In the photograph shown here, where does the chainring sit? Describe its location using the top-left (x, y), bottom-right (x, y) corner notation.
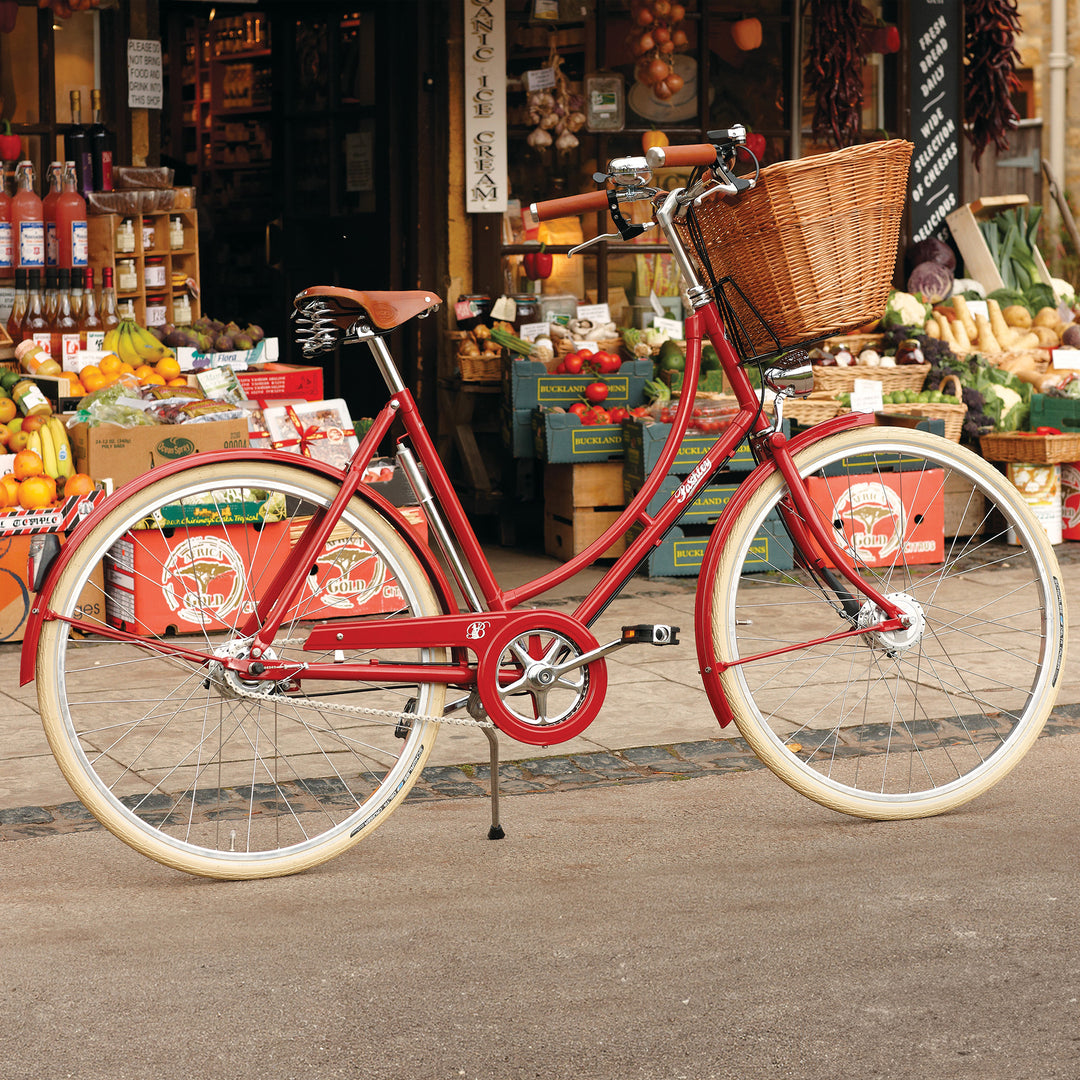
top-left (476, 611), bottom-right (607, 745)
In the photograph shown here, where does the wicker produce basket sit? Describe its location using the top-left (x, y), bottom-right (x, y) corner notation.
top-left (449, 329), bottom-right (504, 382)
top-left (980, 432), bottom-right (1080, 464)
top-left (556, 336), bottom-right (622, 358)
top-left (875, 376), bottom-right (967, 442)
top-left (813, 363), bottom-right (930, 395)
top-left (677, 140), bottom-right (913, 357)
top-left (783, 394), bottom-right (844, 426)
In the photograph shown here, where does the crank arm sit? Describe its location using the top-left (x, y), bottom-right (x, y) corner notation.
top-left (551, 624), bottom-right (681, 677)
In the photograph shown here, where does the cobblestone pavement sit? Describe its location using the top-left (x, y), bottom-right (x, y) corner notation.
top-left (5, 703), bottom-right (1080, 843)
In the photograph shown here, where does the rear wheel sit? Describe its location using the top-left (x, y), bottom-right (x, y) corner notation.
top-left (704, 427), bottom-right (1067, 819)
top-left (36, 460), bottom-right (447, 878)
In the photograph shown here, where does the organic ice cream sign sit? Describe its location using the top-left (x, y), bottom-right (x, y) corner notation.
top-left (464, 0), bottom-right (507, 213)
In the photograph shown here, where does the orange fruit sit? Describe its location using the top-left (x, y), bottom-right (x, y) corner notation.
top-left (81, 371), bottom-right (107, 393)
top-left (0, 473), bottom-right (19, 507)
top-left (0, 397), bottom-right (16, 425)
top-left (79, 364), bottom-right (102, 380)
top-left (134, 364), bottom-right (156, 382)
top-left (143, 372), bottom-right (167, 385)
top-left (156, 356), bottom-right (181, 381)
top-left (167, 376), bottom-right (189, 387)
top-left (13, 449), bottom-right (45, 480)
top-left (63, 473), bottom-right (96, 499)
top-left (99, 354), bottom-right (122, 374)
top-left (18, 475), bottom-right (53, 509)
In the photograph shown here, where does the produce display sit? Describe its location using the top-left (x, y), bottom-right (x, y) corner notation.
top-left (628, 0), bottom-right (690, 104)
top-left (159, 315), bottom-right (265, 353)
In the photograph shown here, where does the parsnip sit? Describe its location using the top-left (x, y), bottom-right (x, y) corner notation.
top-left (934, 312), bottom-right (957, 346)
top-left (952, 316), bottom-right (972, 349)
top-left (924, 317), bottom-right (941, 339)
top-left (975, 313), bottom-right (1002, 352)
top-left (952, 295), bottom-right (978, 342)
top-left (987, 299), bottom-right (1017, 348)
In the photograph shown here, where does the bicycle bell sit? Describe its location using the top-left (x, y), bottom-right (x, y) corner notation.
top-left (762, 350), bottom-right (814, 398)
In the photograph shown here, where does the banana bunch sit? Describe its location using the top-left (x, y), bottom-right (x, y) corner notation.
top-left (26, 418), bottom-right (75, 482)
top-left (111, 319), bottom-right (175, 368)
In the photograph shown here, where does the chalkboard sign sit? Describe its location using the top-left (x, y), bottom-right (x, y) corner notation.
top-left (908, 0), bottom-right (963, 244)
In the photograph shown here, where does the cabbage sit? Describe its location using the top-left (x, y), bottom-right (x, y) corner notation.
top-left (906, 261), bottom-right (954, 304)
top-left (906, 237), bottom-right (957, 273)
top-left (984, 384), bottom-right (1029, 431)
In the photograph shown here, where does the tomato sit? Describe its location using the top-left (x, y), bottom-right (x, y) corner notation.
top-left (568, 401), bottom-right (589, 417)
top-left (630, 406), bottom-right (652, 418)
top-left (592, 351), bottom-right (622, 374)
top-left (587, 407), bottom-right (611, 425)
top-left (584, 381), bottom-right (609, 404)
top-left (608, 406), bottom-right (630, 423)
top-left (563, 354), bottom-right (585, 375)
top-left (555, 361), bottom-right (567, 374)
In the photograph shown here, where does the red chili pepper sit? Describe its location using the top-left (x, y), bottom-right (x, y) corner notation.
top-left (523, 247), bottom-right (553, 281)
top-left (0, 118), bottom-right (21, 161)
top-left (1035, 426), bottom-right (1062, 436)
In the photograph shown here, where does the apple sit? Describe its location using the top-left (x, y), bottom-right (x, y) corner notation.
top-left (9, 429), bottom-right (29, 452)
top-left (7, 417), bottom-right (23, 433)
top-left (0, 423), bottom-right (10, 448)
top-left (21, 414), bottom-right (46, 433)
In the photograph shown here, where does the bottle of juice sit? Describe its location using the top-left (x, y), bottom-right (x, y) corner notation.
top-left (79, 266), bottom-right (105, 351)
top-left (11, 161), bottom-right (44, 270)
top-left (24, 270), bottom-right (52, 353)
top-left (0, 179), bottom-right (12, 283)
top-left (100, 265), bottom-right (120, 335)
top-left (56, 161), bottom-right (88, 269)
top-left (6, 266), bottom-right (28, 340)
top-left (52, 268), bottom-right (80, 367)
top-left (42, 162), bottom-right (63, 268)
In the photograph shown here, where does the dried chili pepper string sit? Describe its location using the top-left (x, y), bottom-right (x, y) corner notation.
top-left (963, 0), bottom-right (1023, 167)
top-left (804, 0), bottom-right (871, 148)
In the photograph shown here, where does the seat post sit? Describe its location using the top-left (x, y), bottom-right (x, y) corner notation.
top-left (365, 329), bottom-right (409, 396)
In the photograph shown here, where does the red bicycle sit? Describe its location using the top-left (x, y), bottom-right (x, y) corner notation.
top-left (22, 128), bottom-right (1067, 878)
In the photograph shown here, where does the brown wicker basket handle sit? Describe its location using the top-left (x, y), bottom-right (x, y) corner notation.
top-left (938, 374), bottom-right (963, 399)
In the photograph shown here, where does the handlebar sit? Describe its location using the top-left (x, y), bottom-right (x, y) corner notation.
top-left (645, 144), bottom-right (719, 170)
top-left (529, 189), bottom-right (612, 222)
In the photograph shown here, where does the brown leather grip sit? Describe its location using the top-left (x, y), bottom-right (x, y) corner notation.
top-left (645, 143), bottom-right (719, 169)
top-left (530, 189), bottom-right (611, 221)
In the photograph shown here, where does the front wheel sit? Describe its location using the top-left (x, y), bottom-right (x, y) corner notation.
top-left (702, 427), bottom-right (1067, 819)
top-left (35, 459), bottom-right (447, 878)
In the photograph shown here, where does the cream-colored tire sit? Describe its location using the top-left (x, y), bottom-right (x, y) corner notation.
top-left (37, 460), bottom-right (446, 878)
top-left (705, 427), bottom-right (1067, 819)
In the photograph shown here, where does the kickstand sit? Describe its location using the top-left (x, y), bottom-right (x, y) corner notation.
top-left (482, 726), bottom-right (505, 840)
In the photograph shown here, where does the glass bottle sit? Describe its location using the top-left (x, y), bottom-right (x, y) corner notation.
top-left (44, 267), bottom-right (59, 324)
top-left (11, 161), bottom-right (44, 269)
top-left (24, 269), bottom-right (51, 352)
top-left (42, 162), bottom-right (63, 268)
top-left (52, 268), bottom-right (80, 367)
top-left (69, 266), bottom-right (85, 324)
top-left (66, 90), bottom-right (91, 197)
top-left (6, 267), bottom-right (28, 341)
top-left (100, 265), bottom-right (120, 334)
top-left (79, 265), bottom-right (105, 350)
top-left (56, 161), bottom-right (88, 269)
top-left (0, 178), bottom-right (11, 282)
top-left (89, 89), bottom-right (114, 193)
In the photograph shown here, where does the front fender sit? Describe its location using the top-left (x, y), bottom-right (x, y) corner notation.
top-left (694, 410), bottom-right (874, 726)
top-left (19, 448), bottom-right (460, 684)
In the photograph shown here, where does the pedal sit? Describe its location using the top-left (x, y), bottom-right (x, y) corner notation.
top-left (620, 624), bottom-right (680, 646)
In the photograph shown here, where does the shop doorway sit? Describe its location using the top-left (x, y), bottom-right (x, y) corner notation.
top-left (162, 0), bottom-right (448, 419)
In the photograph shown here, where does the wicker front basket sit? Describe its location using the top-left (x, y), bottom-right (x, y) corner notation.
top-left (980, 432), bottom-right (1080, 464)
top-left (813, 363), bottom-right (930, 395)
top-left (679, 140), bottom-right (913, 353)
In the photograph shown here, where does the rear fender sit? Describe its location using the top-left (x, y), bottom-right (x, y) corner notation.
top-left (19, 448), bottom-right (459, 684)
top-left (694, 410), bottom-right (873, 726)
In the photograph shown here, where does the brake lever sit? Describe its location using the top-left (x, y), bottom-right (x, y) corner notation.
top-left (568, 223), bottom-right (655, 257)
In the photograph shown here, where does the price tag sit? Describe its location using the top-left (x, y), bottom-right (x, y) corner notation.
top-left (576, 302), bottom-right (611, 324)
top-left (652, 315), bottom-right (683, 339)
top-left (649, 289), bottom-right (666, 319)
top-left (574, 341), bottom-right (600, 354)
top-left (519, 322), bottom-right (550, 341)
top-left (1051, 347), bottom-right (1080, 370)
top-left (851, 378), bottom-right (884, 414)
top-left (524, 68), bottom-right (557, 92)
top-left (491, 295), bottom-right (517, 321)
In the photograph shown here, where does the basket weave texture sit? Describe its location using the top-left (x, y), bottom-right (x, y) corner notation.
top-left (680, 140), bottom-right (913, 353)
top-left (980, 432), bottom-right (1080, 464)
top-left (813, 363), bottom-right (929, 394)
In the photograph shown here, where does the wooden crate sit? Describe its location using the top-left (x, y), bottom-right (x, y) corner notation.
top-left (943, 469), bottom-right (987, 538)
top-left (945, 195), bottom-right (1052, 294)
top-left (543, 462), bottom-right (626, 561)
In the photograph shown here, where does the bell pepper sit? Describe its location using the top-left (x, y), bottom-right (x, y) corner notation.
top-left (523, 246), bottom-right (553, 281)
top-left (0, 118), bottom-right (21, 162)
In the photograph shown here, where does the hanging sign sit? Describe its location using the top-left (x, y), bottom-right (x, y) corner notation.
top-left (127, 39), bottom-right (164, 109)
top-left (464, 0), bottom-right (508, 213)
top-left (907, 0), bottom-right (962, 243)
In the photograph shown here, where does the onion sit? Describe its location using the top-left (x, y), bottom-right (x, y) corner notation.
top-left (647, 57), bottom-right (671, 83)
top-left (671, 28), bottom-right (688, 47)
top-left (653, 78), bottom-right (673, 100)
top-left (635, 7), bottom-right (653, 25)
top-left (634, 32), bottom-right (655, 55)
top-left (670, 3), bottom-right (686, 19)
top-left (652, 26), bottom-right (670, 45)
top-left (665, 72), bottom-right (684, 93)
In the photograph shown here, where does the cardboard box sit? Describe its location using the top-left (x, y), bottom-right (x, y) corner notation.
top-left (501, 405), bottom-right (535, 458)
top-left (805, 469), bottom-right (945, 569)
top-left (68, 416), bottom-right (250, 490)
top-left (0, 489), bottom-right (105, 536)
top-left (622, 419), bottom-right (766, 486)
top-left (0, 533), bottom-right (104, 643)
top-left (504, 358), bottom-right (653, 411)
top-left (104, 515), bottom-right (425, 636)
top-left (177, 337), bottom-right (280, 373)
top-left (235, 362), bottom-right (324, 406)
top-left (533, 410), bottom-right (625, 463)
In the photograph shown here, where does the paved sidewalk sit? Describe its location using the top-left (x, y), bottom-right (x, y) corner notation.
top-left (3, 544), bottom-right (1079, 841)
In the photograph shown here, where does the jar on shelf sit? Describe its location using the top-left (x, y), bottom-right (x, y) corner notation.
top-left (144, 256), bottom-right (167, 289)
top-left (169, 216), bottom-right (185, 250)
top-left (118, 298), bottom-right (136, 320)
top-left (145, 295), bottom-right (167, 327)
top-left (173, 292), bottom-right (192, 325)
top-left (116, 218), bottom-right (136, 253)
top-left (117, 259), bottom-right (138, 293)
top-left (142, 221), bottom-right (156, 251)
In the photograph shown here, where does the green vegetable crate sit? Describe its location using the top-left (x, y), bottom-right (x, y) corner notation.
top-left (532, 410), bottom-right (625, 464)
top-left (1031, 393), bottom-right (1080, 433)
top-left (503, 358), bottom-right (654, 411)
top-left (627, 516), bottom-right (793, 578)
